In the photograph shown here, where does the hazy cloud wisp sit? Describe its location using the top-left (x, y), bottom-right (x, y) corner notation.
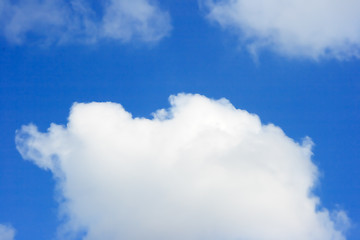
top-left (0, 224), bottom-right (15, 240)
top-left (0, 0), bottom-right (171, 45)
top-left (202, 0), bottom-right (360, 59)
top-left (16, 94), bottom-right (349, 239)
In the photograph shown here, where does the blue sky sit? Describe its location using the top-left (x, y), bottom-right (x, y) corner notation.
top-left (0, 0), bottom-right (359, 239)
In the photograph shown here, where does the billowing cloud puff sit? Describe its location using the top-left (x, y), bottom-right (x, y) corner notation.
top-left (202, 0), bottom-right (360, 59)
top-left (0, 0), bottom-right (171, 45)
top-left (0, 224), bottom-right (15, 240)
top-left (16, 94), bottom-right (349, 239)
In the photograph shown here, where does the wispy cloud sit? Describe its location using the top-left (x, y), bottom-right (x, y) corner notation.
top-left (201, 0), bottom-right (360, 60)
top-left (16, 94), bottom-right (349, 239)
top-left (0, 224), bottom-right (15, 240)
top-left (0, 0), bottom-right (171, 45)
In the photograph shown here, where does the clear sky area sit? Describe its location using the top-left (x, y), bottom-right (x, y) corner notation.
top-left (0, 1), bottom-right (359, 239)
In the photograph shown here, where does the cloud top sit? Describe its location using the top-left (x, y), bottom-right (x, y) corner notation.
top-left (16, 94), bottom-right (349, 239)
top-left (202, 0), bottom-right (360, 59)
top-left (0, 0), bottom-right (171, 45)
top-left (0, 224), bottom-right (15, 240)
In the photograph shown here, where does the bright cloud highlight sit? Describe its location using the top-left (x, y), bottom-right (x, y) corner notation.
top-left (202, 0), bottom-right (360, 59)
top-left (16, 94), bottom-right (349, 239)
top-left (0, 224), bottom-right (15, 240)
top-left (0, 0), bottom-right (171, 45)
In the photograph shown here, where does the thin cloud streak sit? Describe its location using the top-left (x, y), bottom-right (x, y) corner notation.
top-left (0, 0), bottom-right (171, 45)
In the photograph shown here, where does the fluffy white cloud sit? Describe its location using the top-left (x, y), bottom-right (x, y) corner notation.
top-left (0, 0), bottom-right (171, 45)
top-left (202, 0), bottom-right (360, 59)
top-left (0, 224), bottom-right (15, 240)
top-left (16, 94), bottom-right (349, 239)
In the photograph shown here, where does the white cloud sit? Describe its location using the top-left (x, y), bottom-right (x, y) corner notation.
top-left (16, 93), bottom-right (349, 239)
top-left (202, 0), bottom-right (360, 59)
top-left (0, 0), bottom-right (171, 45)
top-left (0, 224), bottom-right (15, 240)
top-left (102, 0), bottom-right (171, 42)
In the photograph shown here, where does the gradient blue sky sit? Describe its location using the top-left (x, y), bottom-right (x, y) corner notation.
top-left (0, 1), bottom-right (359, 239)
